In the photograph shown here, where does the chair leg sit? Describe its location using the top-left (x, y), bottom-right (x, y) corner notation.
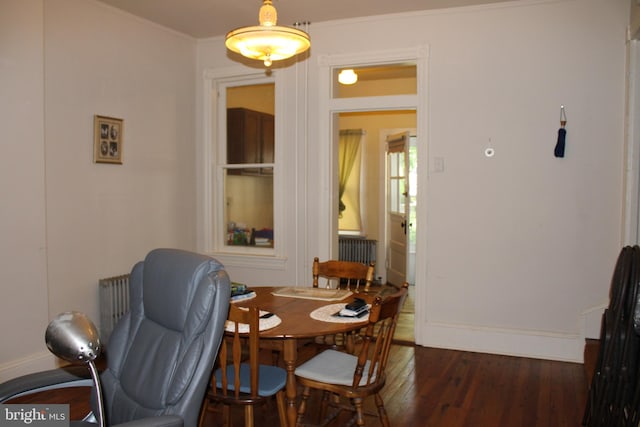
top-left (276, 390), bottom-right (287, 427)
top-left (222, 405), bottom-right (231, 427)
top-left (244, 405), bottom-right (254, 427)
top-left (352, 397), bottom-right (365, 426)
top-left (297, 386), bottom-right (311, 427)
top-left (374, 393), bottom-right (390, 427)
top-left (319, 390), bottom-right (331, 420)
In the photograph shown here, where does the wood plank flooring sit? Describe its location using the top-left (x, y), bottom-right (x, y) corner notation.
top-left (394, 284), bottom-right (414, 344)
top-left (7, 344), bottom-right (588, 427)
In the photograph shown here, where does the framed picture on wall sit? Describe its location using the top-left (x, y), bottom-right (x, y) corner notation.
top-left (93, 115), bottom-right (123, 164)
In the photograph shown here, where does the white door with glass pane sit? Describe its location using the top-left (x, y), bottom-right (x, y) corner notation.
top-left (386, 132), bottom-right (410, 285)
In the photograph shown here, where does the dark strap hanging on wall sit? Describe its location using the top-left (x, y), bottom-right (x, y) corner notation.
top-left (554, 105), bottom-right (567, 158)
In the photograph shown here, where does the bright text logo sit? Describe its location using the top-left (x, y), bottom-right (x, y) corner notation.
top-left (0, 405), bottom-right (68, 427)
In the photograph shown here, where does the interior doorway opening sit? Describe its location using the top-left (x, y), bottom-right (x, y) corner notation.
top-left (336, 113), bottom-right (416, 343)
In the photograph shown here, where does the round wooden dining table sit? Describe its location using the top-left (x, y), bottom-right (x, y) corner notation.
top-left (231, 286), bottom-right (374, 427)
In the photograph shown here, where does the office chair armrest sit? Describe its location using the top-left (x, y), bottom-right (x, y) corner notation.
top-left (1, 369), bottom-right (183, 427)
top-left (0, 365), bottom-right (92, 403)
top-left (114, 415), bottom-right (183, 427)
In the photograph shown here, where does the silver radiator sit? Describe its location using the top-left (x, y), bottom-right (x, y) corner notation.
top-left (338, 237), bottom-right (377, 265)
top-left (99, 274), bottom-right (130, 344)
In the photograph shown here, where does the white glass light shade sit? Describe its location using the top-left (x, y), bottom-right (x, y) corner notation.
top-left (225, 0), bottom-right (310, 67)
top-left (338, 69), bottom-right (358, 85)
top-left (226, 26), bottom-right (310, 67)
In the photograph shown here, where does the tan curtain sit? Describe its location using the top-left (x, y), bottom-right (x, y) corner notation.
top-left (338, 129), bottom-right (364, 217)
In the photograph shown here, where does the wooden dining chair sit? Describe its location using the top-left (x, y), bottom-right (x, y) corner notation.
top-left (312, 256), bottom-right (375, 293)
top-left (310, 257), bottom-right (375, 350)
top-left (199, 304), bottom-right (287, 427)
top-left (294, 282), bottom-right (409, 427)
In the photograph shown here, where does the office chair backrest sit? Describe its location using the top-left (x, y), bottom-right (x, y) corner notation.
top-left (100, 248), bottom-right (231, 427)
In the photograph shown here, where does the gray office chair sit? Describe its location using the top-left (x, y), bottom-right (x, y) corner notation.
top-left (0, 248), bottom-right (232, 427)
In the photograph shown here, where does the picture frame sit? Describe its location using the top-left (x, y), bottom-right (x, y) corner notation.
top-left (94, 115), bottom-right (123, 164)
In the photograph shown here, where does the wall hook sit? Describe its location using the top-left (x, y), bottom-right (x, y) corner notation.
top-left (560, 105), bottom-right (567, 128)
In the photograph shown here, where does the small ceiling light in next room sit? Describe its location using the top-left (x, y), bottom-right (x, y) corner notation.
top-left (338, 69), bottom-right (358, 85)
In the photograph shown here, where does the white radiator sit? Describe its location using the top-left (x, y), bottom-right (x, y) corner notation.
top-left (339, 237), bottom-right (377, 266)
top-left (99, 274), bottom-right (130, 344)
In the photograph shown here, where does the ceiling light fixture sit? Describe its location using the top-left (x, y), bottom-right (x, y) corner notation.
top-left (338, 69), bottom-right (358, 85)
top-left (225, 0), bottom-right (311, 67)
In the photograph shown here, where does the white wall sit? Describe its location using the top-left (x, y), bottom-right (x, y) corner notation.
top-left (43, 0), bottom-right (197, 320)
top-left (0, 0), bottom-right (50, 379)
top-left (0, 0), bottom-right (197, 380)
top-left (197, 0), bottom-right (629, 361)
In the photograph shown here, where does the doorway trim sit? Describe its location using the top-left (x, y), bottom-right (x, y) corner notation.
top-left (317, 45), bottom-right (429, 346)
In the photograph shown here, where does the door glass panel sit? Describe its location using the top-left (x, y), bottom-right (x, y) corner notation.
top-left (390, 153), bottom-right (398, 176)
top-left (389, 151), bottom-right (404, 215)
top-left (390, 179), bottom-right (398, 214)
top-left (399, 177), bottom-right (406, 214)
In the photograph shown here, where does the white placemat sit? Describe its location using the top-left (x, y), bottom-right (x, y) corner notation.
top-left (225, 309), bottom-right (282, 333)
top-left (310, 303), bottom-right (370, 323)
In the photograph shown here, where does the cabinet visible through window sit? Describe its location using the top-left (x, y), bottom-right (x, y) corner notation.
top-left (227, 107), bottom-right (274, 175)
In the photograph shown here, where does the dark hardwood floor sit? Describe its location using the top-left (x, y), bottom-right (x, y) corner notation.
top-left (8, 344), bottom-right (588, 427)
top-left (393, 284), bottom-right (414, 345)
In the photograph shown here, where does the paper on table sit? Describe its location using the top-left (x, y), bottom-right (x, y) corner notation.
top-left (272, 287), bottom-right (352, 301)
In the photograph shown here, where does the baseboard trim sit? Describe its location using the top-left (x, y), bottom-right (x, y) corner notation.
top-left (0, 351), bottom-right (61, 382)
top-left (419, 322), bottom-right (584, 363)
top-left (582, 303), bottom-right (607, 340)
